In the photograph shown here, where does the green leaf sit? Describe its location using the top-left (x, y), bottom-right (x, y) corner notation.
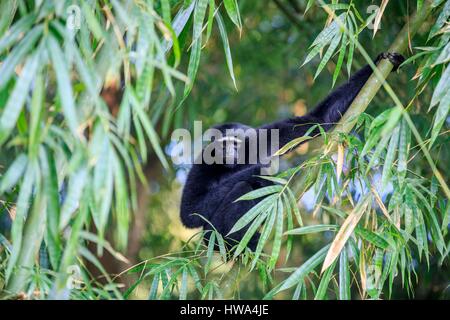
top-left (355, 227), bottom-right (390, 250)
top-left (430, 65), bottom-right (450, 107)
top-left (346, 18), bottom-right (355, 76)
top-left (285, 224), bottom-right (338, 236)
top-left (256, 175), bottom-right (288, 185)
top-left (287, 187), bottom-right (303, 226)
top-left (381, 126), bottom-right (399, 190)
top-left (47, 36), bottom-right (80, 139)
top-left (228, 194), bottom-right (277, 235)
top-left (251, 203), bottom-right (276, 270)
top-left (434, 41), bottom-right (450, 65)
top-left (0, 49), bottom-right (41, 145)
top-left (429, 0), bottom-right (450, 38)
top-left (397, 118), bottom-right (410, 187)
top-left (269, 199), bottom-right (284, 269)
top-left (430, 89), bottom-right (450, 146)
top-left (223, 0), bottom-right (242, 30)
top-left (233, 208), bottom-right (269, 258)
top-left (0, 13), bottom-right (35, 53)
top-left (0, 24), bottom-right (42, 89)
top-left (204, 0), bottom-right (216, 45)
top-left (303, 20), bottom-right (339, 66)
top-left (276, 244), bottom-right (330, 294)
top-left (161, 0), bottom-right (171, 24)
top-left (128, 90), bottom-right (169, 170)
top-left (305, 0), bottom-right (315, 13)
top-left (235, 185), bottom-right (282, 201)
top-left (182, 0), bottom-right (208, 98)
top-left (0, 153), bottom-right (27, 193)
top-left (333, 32), bottom-right (347, 86)
top-left (148, 274), bottom-right (160, 300)
top-left (179, 267), bottom-right (188, 300)
top-left (216, 12), bottom-right (237, 90)
top-left (40, 147), bottom-right (62, 270)
top-left (5, 163), bottom-right (35, 281)
top-left (339, 247), bottom-right (350, 300)
top-left (314, 32), bottom-right (342, 79)
top-left (60, 167), bottom-right (88, 230)
top-left (205, 231), bottom-right (216, 274)
top-left (314, 261), bottom-right (336, 300)
top-left (274, 136), bottom-right (313, 156)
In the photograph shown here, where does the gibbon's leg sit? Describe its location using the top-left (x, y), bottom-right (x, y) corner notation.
top-left (259, 52), bottom-right (405, 148)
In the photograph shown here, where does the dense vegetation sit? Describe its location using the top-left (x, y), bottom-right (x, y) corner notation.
top-left (0, 0), bottom-right (448, 299)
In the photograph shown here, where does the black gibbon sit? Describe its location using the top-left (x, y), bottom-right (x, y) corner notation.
top-left (180, 52), bottom-right (404, 251)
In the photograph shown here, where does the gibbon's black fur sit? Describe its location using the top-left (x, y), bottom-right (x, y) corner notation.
top-left (180, 52), bottom-right (404, 251)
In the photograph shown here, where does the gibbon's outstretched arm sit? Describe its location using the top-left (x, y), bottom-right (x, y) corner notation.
top-left (259, 52), bottom-right (405, 148)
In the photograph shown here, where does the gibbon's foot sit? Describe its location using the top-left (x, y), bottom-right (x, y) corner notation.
top-left (375, 52), bottom-right (405, 71)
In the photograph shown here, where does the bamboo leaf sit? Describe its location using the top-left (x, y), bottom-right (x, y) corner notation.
top-left (223, 0), bottom-right (242, 31)
top-left (397, 118), bottom-right (410, 187)
top-left (47, 36), bottom-right (80, 140)
top-left (314, 261), bottom-right (336, 300)
top-left (179, 267), bottom-right (188, 300)
top-left (287, 187), bottom-right (303, 226)
top-left (60, 167), bottom-right (88, 230)
top-left (235, 185), bottom-right (282, 201)
top-left (373, 0), bottom-right (389, 37)
top-left (269, 199), bottom-right (284, 269)
top-left (0, 49), bottom-right (41, 145)
top-left (276, 244), bottom-right (330, 294)
top-left (355, 227), bottom-right (390, 250)
top-left (182, 0), bottom-right (208, 98)
top-left (430, 89), bottom-right (450, 146)
top-left (285, 224), bottom-right (338, 236)
top-left (274, 136), bottom-right (313, 156)
top-left (233, 209), bottom-right (269, 258)
top-left (314, 32), bottom-right (342, 79)
top-left (381, 126), bottom-right (399, 190)
top-left (0, 25), bottom-right (42, 89)
top-left (205, 231), bottom-right (216, 274)
top-left (228, 194), bottom-right (277, 235)
top-left (322, 196), bottom-right (370, 272)
top-left (216, 12), bottom-right (237, 90)
top-left (339, 247), bottom-right (350, 300)
top-left (0, 154), bottom-right (27, 193)
top-left (251, 203), bottom-right (276, 270)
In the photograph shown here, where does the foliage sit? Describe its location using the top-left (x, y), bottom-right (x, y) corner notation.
top-left (0, 0), bottom-right (241, 298)
top-left (0, 0), bottom-right (449, 300)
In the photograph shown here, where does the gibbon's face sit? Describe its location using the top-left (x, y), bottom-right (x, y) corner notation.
top-left (218, 134), bottom-right (243, 168)
top-left (203, 123), bottom-right (252, 169)
top-left (203, 134), bottom-right (244, 169)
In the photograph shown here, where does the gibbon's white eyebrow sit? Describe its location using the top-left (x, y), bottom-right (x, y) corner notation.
top-left (217, 136), bottom-right (243, 143)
